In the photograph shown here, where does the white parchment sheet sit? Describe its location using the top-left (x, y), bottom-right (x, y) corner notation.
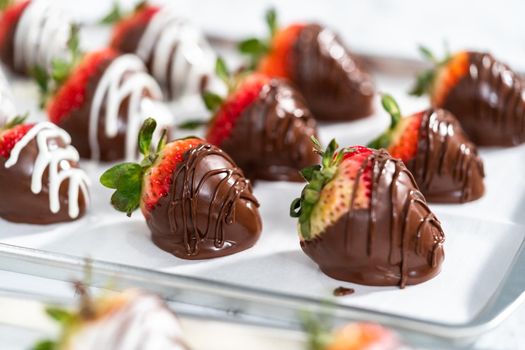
top-left (1, 70), bottom-right (524, 326)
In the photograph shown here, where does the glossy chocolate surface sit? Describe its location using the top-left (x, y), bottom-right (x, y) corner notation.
top-left (440, 52), bottom-right (525, 146)
top-left (408, 108), bottom-right (485, 203)
top-left (301, 150), bottom-right (444, 287)
top-left (0, 137), bottom-right (87, 224)
top-left (291, 24), bottom-right (375, 121)
top-left (147, 143), bottom-right (262, 259)
top-left (219, 79), bottom-right (319, 182)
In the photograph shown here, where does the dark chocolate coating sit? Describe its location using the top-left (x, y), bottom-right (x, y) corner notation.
top-left (147, 143), bottom-right (262, 259)
top-left (291, 24), bottom-right (375, 121)
top-left (408, 108), bottom-right (485, 203)
top-left (301, 150), bottom-right (444, 288)
top-left (219, 79), bottom-right (319, 182)
top-left (440, 52), bottom-right (525, 146)
top-left (0, 1), bottom-right (29, 75)
top-left (57, 57), bottom-right (152, 162)
top-left (0, 137), bottom-right (87, 224)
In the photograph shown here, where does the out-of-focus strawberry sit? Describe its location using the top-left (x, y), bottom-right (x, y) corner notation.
top-left (368, 94), bottom-right (423, 163)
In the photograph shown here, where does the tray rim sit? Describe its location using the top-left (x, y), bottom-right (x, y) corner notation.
top-left (0, 237), bottom-right (524, 341)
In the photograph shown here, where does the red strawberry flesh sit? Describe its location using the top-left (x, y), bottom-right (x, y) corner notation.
top-left (141, 137), bottom-right (203, 215)
top-left (386, 113), bottom-right (423, 163)
top-left (0, 123), bottom-right (35, 158)
top-left (47, 49), bottom-right (118, 124)
top-left (206, 73), bottom-right (270, 146)
top-left (110, 5), bottom-right (160, 49)
top-left (0, 0), bottom-right (30, 48)
top-left (258, 24), bottom-right (304, 79)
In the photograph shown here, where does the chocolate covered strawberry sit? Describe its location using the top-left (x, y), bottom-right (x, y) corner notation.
top-left (34, 29), bottom-right (173, 161)
top-left (290, 138), bottom-right (444, 287)
top-left (34, 287), bottom-right (189, 350)
top-left (0, 118), bottom-right (90, 224)
top-left (0, 0), bottom-right (72, 75)
top-left (368, 94), bottom-right (485, 203)
top-left (239, 9), bottom-right (375, 121)
top-left (107, 2), bottom-right (215, 101)
top-left (203, 58), bottom-right (319, 182)
top-left (101, 118), bottom-right (261, 259)
top-left (410, 46), bottom-right (525, 146)
top-left (304, 317), bottom-right (402, 350)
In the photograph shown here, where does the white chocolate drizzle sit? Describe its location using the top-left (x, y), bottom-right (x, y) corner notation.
top-left (89, 54), bottom-right (173, 161)
top-left (68, 292), bottom-right (188, 350)
top-left (0, 67), bottom-right (16, 126)
top-left (136, 8), bottom-right (215, 100)
top-left (5, 122), bottom-right (90, 219)
top-left (13, 0), bottom-right (71, 73)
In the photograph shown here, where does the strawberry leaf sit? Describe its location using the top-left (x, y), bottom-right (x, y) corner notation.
top-left (202, 91), bottom-right (224, 112)
top-left (215, 57), bottom-right (230, 85)
top-left (99, 2), bottom-right (124, 24)
top-left (32, 339), bottom-right (56, 350)
top-left (156, 128), bottom-right (168, 152)
top-left (138, 118), bottom-right (157, 156)
top-left (265, 8), bottom-right (278, 37)
top-left (3, 113), bottom-right (28, 130)
top-left (409, 69), bottom-right (435, 97)
top-left (238, 38), bottom-right (268, 56)
top-left (100, 162), bottom-right (142, 189)
top-left (300, 165), bottom-right (321, 182)
top-left (51, 59), bottom-right (72, 84)
top-left (380, 94), bottom-right (401, 128)
top-left (67, 24), bottom-right (81, 62)
top-left (100, 163), bottom-right (143, 216)
top-left (368, 94), bottom-right (403, 149)
top-left (111, 188), bottom-right (141, 217)
top-left (418, 45), bottom-right (436, 64)
top-left (178, 119), bottom-right (207, 130)
top-left (46, 307), bottom-right (73, 324)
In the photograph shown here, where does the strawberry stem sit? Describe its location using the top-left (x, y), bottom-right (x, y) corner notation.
top-left (409, 44), bottom-right (452, 97)
top-left (381, 94), bottom-right (401, 129)
top-left (367, 94), bottom-right (403, 150)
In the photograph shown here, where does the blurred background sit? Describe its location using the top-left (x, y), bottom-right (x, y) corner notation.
top-left (60, 0), bottom-right (525, 71)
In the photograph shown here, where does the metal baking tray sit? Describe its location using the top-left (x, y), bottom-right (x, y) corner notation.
top-left (1, 47), bottom-right (524, 344)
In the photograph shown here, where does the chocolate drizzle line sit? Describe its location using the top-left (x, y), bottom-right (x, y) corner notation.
top-left (301, 150), bottom-right (445, 288)
top-left (220, 79), bottom-right (319, 182)
top-left (409, 109), bottom-right (485, 203)
top-left (441, 52), bottom-right (525, 146)
top-left (291, 24), bottom-right (375, 121)
top-left (147, 143), bottom-right (262, 259)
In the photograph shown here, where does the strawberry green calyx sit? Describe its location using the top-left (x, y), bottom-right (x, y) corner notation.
top-left (409, 45), bottom-right (452, 97)
top-left (367, 94), bottom-right (402, 150)
top-left (201, 56), bottom-right (256, 113)
top-left (201, 57), bottom-right (227, 112)
top-left (100, 118), bottom-right (168, 216)
top-left (32, 24), bottom-right (82, 108)
top-left (0, 0), bottom-right (13, 11)
top-left (99, 0), bottom-right (148, 25)
top-left (2, 114), bottom-right (27, 131)
top-left (290, 137), bottom-right (353, 240)
top-left (238, 8), bottom-right (278, 69)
